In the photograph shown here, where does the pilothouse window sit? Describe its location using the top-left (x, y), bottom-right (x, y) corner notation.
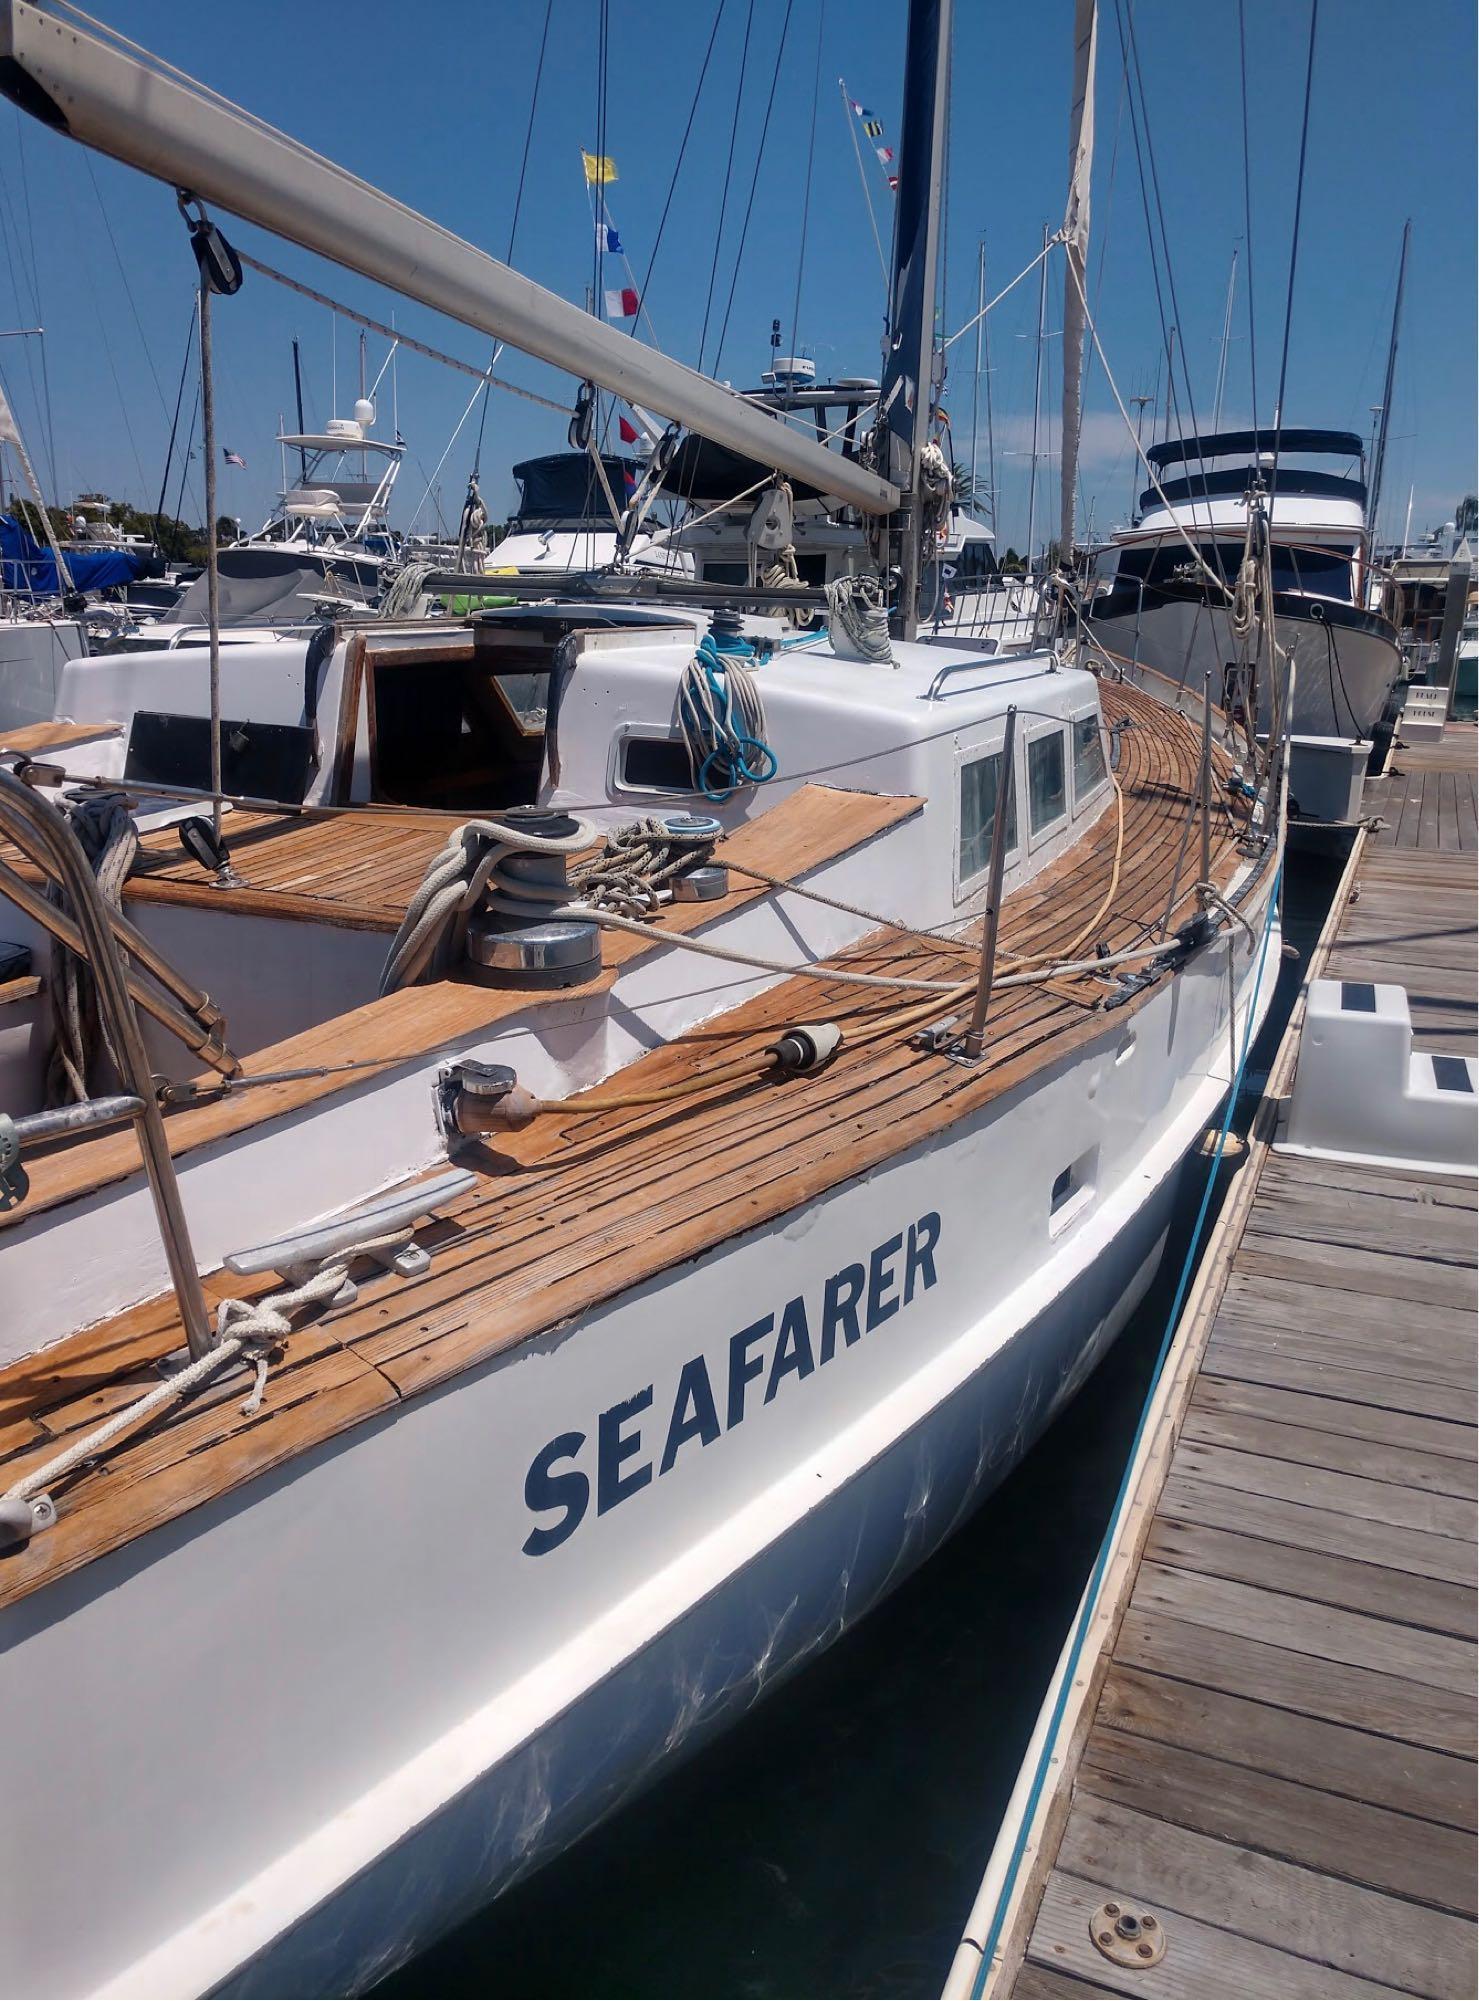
top-left (959, 748), bottom-right (1018, 884)
top-left (1028, 731), bottom-right (1067, 833)
top-left (1072, 713), bottom-right (1108, 803)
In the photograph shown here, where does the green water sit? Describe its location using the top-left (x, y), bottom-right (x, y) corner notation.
top-left (377, 853), bottom-right (1340, 2001)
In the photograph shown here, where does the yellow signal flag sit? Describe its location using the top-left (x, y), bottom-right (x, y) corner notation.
top-left (581, 151), bottom-right (618, 185)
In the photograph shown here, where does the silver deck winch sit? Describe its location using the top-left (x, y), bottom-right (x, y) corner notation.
top-left (465, 806), bottom-right (602, 990)
top-left (662, 813), bottom-right (728, 901)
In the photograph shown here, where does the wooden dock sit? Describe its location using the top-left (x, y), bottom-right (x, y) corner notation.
top-left (954, 726), bottom-right (1477, 2001)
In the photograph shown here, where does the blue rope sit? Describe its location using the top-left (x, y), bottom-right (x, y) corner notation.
top-left (968, 860), bottom-right (1283, 1996)
top-left (680, 631), bottom-right (778, 801)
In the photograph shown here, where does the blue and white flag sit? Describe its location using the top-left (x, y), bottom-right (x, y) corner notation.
top-left (595, 222), bottom-right (624, 255)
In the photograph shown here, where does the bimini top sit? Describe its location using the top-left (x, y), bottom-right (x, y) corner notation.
top-left (1146, 428), bottom-right (1364, 471)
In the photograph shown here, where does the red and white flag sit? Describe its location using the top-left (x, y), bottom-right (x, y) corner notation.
top-left (618, 415), bottom-right (641, 444)
top-left (603, 286), bottom-right (640, 319)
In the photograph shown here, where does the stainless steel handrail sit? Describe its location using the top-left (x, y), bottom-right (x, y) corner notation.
top-left (0, 768), bottom-right (215, 1358)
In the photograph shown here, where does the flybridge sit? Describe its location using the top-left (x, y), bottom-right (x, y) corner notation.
top-left (0, 0), bottom-right (898, 520)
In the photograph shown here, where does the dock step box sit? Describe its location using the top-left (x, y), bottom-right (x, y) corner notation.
top-left (1279, 977), bottom-right (1478, 1175)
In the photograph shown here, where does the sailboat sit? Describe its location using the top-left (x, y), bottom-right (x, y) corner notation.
top-left (0, 2), bottom-right (1286, 1993)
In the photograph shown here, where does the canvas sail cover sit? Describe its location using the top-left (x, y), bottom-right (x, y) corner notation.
top-left (1059, 0), bottom-right (1098, 562)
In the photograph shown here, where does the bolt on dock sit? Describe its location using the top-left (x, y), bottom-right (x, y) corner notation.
top-left (948, 723), bottom-right (1477, 2001)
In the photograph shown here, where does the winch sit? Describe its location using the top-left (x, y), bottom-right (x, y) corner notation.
top-left (463, 806), bottom-right (602, 990)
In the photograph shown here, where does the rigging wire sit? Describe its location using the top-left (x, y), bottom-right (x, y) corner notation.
top-left (82, 154), bottom-right (170, 421)
top-left (472, 0), bottom-right (554, 477)
top-left (1269, 0), bottom-right (1320, 486)
top-left (788, 0), bottom-right (827, 363)
top-left (712, 0), bottom-right (796, 377)
top-left (152, 302), bottom-right (197, 547)
top-left (638, 0), bottom-right (729, 314)
top-left (1236, 0), bottom-right (1261, 441)
top-left (1116, 0), bottom-right (1217, 529)
top-left (11, 112), bottom-right (58, 502)
top-left (696, 0), bottom-right (756, 373)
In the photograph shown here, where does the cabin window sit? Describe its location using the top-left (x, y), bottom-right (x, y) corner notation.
top-left (1027, 730), bottom-right (1068, 834)
top-left (1072, 712), bottom-right (1108, 805)
top-left (619, 734), bottom-right (695, 794)
top-left (959, 747), bottom-right (1018, 885)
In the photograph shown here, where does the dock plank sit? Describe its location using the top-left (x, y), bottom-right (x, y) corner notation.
top-left (1179, 1404), bottom-right (1477, 1498)
top-left (1054, 1799), bottom-right (1477, 1998)
top-left (1189, 1371), bottom-right (1476, 1459)
top-left (1129, 1563), bottom-right (1476, 1694)
top-left (1099, 1664), bottom-right (1476, 1831)
top-left (1115, 1609), bottom-right (1476, 1759)
top-left (1080, 1729), bottom-right (1477, 1915)
top-left (1144, 1514), bottom-right (1477, 1638)
top-left (1023, 1869), bottom-right (1405, 1999)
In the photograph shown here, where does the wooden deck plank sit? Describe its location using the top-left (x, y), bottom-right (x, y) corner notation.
top-left (1200, 1339), bottom-right (1475, 1420)
top-left (1128, 1564), bottom-right (1476, 1693)
top-left (0, 717), bottom-right (121, 755)
top-left (1098, 1663), bottom-right (1476, 1831)
top-left (1024, 1868), bottom-right (1407, 1998)
top-left (1114, 1609), bottom-right (1476, 1759)
top-left (1054, 1799), bottom-right (1477, 1998)
top-left (1168, 1439), bottom-right (1476, 1539)
top-left (1157, 1467), bottom-right (1477, 1588)
top-left (1079, 1730), bottom-right (1477, 1915)
top-left (1188, 1371), bottom-right (1476, 1460)
top-left (1143, 1515), bottom-right (1477, 1639)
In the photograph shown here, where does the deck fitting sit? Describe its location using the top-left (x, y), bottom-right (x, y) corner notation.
top-left (1090, 1901), bottom-right (1166, 1968)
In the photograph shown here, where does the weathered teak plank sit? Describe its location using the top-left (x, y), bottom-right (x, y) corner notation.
top-left (0, 716), bottom-right (121, 756)
top-left (1005, 788), bottom-right (1479, 2001)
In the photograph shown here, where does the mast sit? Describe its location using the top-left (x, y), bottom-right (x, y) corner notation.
top-left (880, 0), bottom-right (954, 639)
top-left (970, 240), bottom-right (984, 518)
top-left (1367, 217), bottom-right (1410, 547)
top-left (1058, 0), bottom-right (1098, 570)
top-left (0, 0), bottom-right (894, 518)
top-left (1212, 245), bottom-right (1238, 431)
top-left (1026, 223), bottom-right (1047, 573)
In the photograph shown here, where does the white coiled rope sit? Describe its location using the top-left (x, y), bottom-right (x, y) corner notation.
top-left (0, 1226), bottom-right (412, 1530)
top-left (826, 574), bottom-right (894, 666)
top-left (46, 791), bottom-right (138, 1106)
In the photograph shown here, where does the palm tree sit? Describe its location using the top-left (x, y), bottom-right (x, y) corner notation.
top-left (950, 460), bottom-right (986, 515)
top-left (1456, 494), bottom-right (1477, 538)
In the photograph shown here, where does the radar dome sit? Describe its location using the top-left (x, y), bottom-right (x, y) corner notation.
top-left (353, 397), bottom-right (375, 430)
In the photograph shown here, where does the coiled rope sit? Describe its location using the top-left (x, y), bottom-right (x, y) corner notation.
top-left (677, 631), bottom-right (777, 800)
top-left (826, 573), bottom-right (894, 665)
top-left (0, 1226), bottom-right (412, 1527)
top-left (45, 791), bottom-right (138, 1106)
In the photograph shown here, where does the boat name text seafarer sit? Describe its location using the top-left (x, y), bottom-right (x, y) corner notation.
top-left (523, 1213), bottom-right (942, 1555)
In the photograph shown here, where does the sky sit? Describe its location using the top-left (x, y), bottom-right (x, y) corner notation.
top-left (0, 0), bottom-right (1474, 559)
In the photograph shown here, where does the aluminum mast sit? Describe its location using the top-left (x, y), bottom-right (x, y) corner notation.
top-left (880, 0), bottom-right (953, 639)
top-left (0, 0), bottom-right (897, 518)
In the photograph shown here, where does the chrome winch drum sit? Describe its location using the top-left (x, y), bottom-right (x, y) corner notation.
top-left (464, 807), bottom-right (602, 990)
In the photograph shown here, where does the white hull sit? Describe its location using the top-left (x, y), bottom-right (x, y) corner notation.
top-left (1090, 597), bottom-right (1400, 740)
top-left (1, 879), bottom-right (1279, 1999)
top-left (0, 617), bottom-right (88, 731)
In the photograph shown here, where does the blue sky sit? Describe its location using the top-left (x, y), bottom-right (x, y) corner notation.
top-left (0, 0), bottom-right (1473, 555)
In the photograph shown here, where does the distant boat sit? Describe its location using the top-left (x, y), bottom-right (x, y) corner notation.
top-left (1086, 426), bottom-right (1404, 742)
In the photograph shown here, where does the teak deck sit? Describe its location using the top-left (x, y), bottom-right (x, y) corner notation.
top-left (996, 725), bottom-right (1478, 2001)
top-left (0, 684), bottom-right (1253, 1612)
